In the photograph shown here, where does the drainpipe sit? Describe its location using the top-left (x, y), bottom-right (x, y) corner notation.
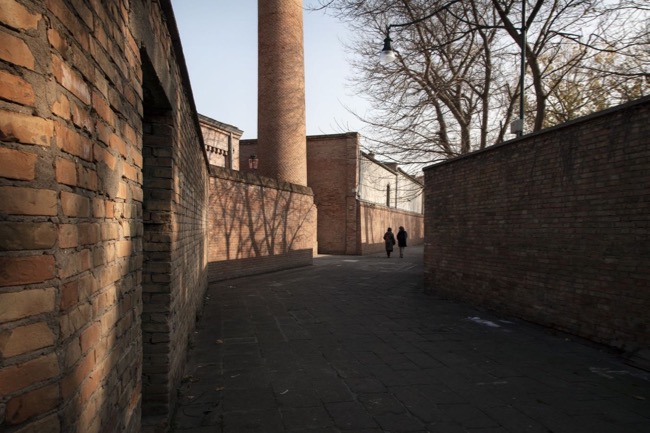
top-left (227, 132), bottom-right (233, 169)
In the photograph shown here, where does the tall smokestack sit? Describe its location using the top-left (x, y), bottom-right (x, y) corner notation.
top-left (257, 0), bottom-right (307, 186)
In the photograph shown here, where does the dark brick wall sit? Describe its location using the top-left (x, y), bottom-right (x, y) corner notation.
top-left (207, 166), bottom-right (317, 282)
top-left (0, 1), bottom-right (209, 432)
top-left (423, 97), bottom-right (650, 351)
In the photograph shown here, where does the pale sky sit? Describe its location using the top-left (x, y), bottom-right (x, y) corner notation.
top-left (171, 1), bottom-right (370, 139)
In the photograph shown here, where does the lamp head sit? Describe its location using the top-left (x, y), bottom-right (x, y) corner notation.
top-left (380, 34), bottom-right (396, 64)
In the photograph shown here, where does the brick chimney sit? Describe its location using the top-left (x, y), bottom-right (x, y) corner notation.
top-left (258, 0), bottom-right (307, 186)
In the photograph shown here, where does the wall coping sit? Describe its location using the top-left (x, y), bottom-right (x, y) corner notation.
top-left (358, 199), bottom-right (424, 217)
top-left (241, 132), bottom-right (361, 145)
top-left (209, 165), bottom-right (314, 196)
top-left (423, 95), bottom-right (650, 172)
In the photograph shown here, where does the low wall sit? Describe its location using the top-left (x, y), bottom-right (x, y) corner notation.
top-left (423, 97), bottom-right (650, 352)
top-left (359, 202), bottom-right (424, 255)
top-left (208, 167), bottom-right (317, 281)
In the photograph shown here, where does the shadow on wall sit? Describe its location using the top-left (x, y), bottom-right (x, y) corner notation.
top-left (360, 201), bottom-right (425, 255)
top-left (207, 168), bottom-right (317, 281)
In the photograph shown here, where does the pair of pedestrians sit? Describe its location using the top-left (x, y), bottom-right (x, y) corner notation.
top-left (383, 226), bottom-right (407, 258)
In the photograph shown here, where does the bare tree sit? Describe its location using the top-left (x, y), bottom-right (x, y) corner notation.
top-left (309, 0), bottom-right (649, 170)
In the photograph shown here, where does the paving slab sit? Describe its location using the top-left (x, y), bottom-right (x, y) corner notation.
top-left (172, 246), bottom-right (650, 433)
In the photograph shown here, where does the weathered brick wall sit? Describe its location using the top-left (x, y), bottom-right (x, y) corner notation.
top-left (359, 203), bottom-right (424, 255)
top-left (423, 97), bottom-right (650, 351)
top-left (0, 1), bottom-right (208, 432)
top-left (207, 167), bottom-right (317, 282)
top-left (307, 134), bottom-right (360, 254)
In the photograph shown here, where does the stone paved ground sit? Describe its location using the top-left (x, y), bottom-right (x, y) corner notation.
top-left (172, 246), bottom-right (650, 432)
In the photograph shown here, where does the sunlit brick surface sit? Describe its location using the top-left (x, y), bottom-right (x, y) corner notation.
top-left (258, 0), bottom-right (307, 186)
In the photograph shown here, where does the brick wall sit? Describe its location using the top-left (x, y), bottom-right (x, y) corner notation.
top-left (423, 97), bottom-right (650, 351)
top-left (199, 114), bottom-right (242, 170)
top-left (359, 203), bottom-right (424, 255)
top-left (307, 134), bottom-right (359, 254)
top-left (207, 166), bottom-right (317, 282)
top-left (0, 1), bottom-right (208, 432)
top-left (243, 134), bottom-right (425, 255)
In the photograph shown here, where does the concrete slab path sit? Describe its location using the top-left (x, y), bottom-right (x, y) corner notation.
top-left (172, 246), bottom-right (650, 432)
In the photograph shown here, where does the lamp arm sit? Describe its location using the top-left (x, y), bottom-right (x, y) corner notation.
top-left (386, 0), bottom-right (465, 33)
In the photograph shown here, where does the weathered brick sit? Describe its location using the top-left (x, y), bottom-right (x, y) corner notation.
top-left (0, 110), bottom-right (53, 146)
top-left (0, 0), bottom-right (41, 30)
top-left (45, 0), bottom-right (90, 51)
top-left (60, 349), bottom-right (95, 398)
top-left (0, 186), bottom-right (57, 216)
top-left (59, 303), bottom-right (92, 340)
top-left (109, 132), bottom-right (127, 158)
top-left (0, 322), bottom-right (55, 358)
top-left (94, 142), bottom-right (117, 169)
top-left (0, 288), bottom-right (56, 321)
top-left (72, 102), bottom-right (94, 133)
top-left (0, 352), bottom-right (59, 395)
top-left (117, 240), bottom-right (133, 257)
top-left (0, 30), bottom-right (35, 69)
top-left (0, 222), bottom-right (57, 250)
top-left (58, 224), bottom-right (79, 249)
top-left (80, 321), bottom-right (101, 354)
top-left (60, 278), bottom-right (79, 310)
top-left (47, 26), bottom-right (65, 51)
top-left (55, 122), bottom-right (93, 161)
top-left (0, 147), bottom-right (37, 180)
top-left (122, 162), bottom-right (138, 182)
top-left (5, 383), bottom-right (60, 425)
top-left (0, 255), bottom-right (55, 287)
top-left (61, 191), bottom-right (90, 217)
top-left (13, 413), bottom-right (60, 433)
top-left (78, 165), bottom-right (98, 191)
top-left (55, 157), bottom-right (77, 186)
top-left (58, 248), bottom-right (91, 279)
top-left (51, 92), bottom-right (71, 120)
top-left (92, 197), bottom-right (105, 217)
top-left (51, 54), bottom-right (91, 104)
top-left (0, 69), bottom-right (35, 106)
top-left (92, 89), bottom-right (114, 125)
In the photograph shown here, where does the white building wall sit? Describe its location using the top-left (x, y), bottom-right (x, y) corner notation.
top-left (358, 155), bottom-right (423, 214)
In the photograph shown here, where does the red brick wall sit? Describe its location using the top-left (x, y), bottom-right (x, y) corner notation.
top-left (0, 1), bottom-right (209, 432)
top-left (207, 167), bottom-right (317, 281)
top-left (243, 134), bottom-right (425, 255)
top-left (307, 134), bottom-right (360, 254)
top-left (359, 203), bottom-right (424, 255)
top-left (423, 97), bottom-right (650, 351)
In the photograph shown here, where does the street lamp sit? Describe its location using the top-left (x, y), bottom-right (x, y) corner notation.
top-left (380, 0), bottom-right (527, 137)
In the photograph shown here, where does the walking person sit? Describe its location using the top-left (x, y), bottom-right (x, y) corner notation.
top-left (396, 226), bottom-right (408, 258)
top-left (383, 227), bottom-right (396, 258)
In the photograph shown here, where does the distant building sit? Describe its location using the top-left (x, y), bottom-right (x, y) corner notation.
top-left (240, 132), bottom-right (424, 255)
top-left (199, 114), bottom-right (243, 169)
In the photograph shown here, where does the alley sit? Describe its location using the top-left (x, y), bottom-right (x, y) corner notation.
top-left (172, 246), bottom-right (650, 432)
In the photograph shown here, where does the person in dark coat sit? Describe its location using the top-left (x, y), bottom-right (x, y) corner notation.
top-left (396, 226), bottom-right (408, 258)
top-left (383, 227), bottom-right (395, 258)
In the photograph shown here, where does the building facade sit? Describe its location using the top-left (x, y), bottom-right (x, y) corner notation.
top-left (199, 114), bottom-right (242, 169)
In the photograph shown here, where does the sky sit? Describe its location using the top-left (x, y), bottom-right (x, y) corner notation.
top-left (171, 1), bottom-right (370, 139)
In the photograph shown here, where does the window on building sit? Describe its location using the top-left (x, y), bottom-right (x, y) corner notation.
top-left (386, 184), bottom-right (391, 207)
